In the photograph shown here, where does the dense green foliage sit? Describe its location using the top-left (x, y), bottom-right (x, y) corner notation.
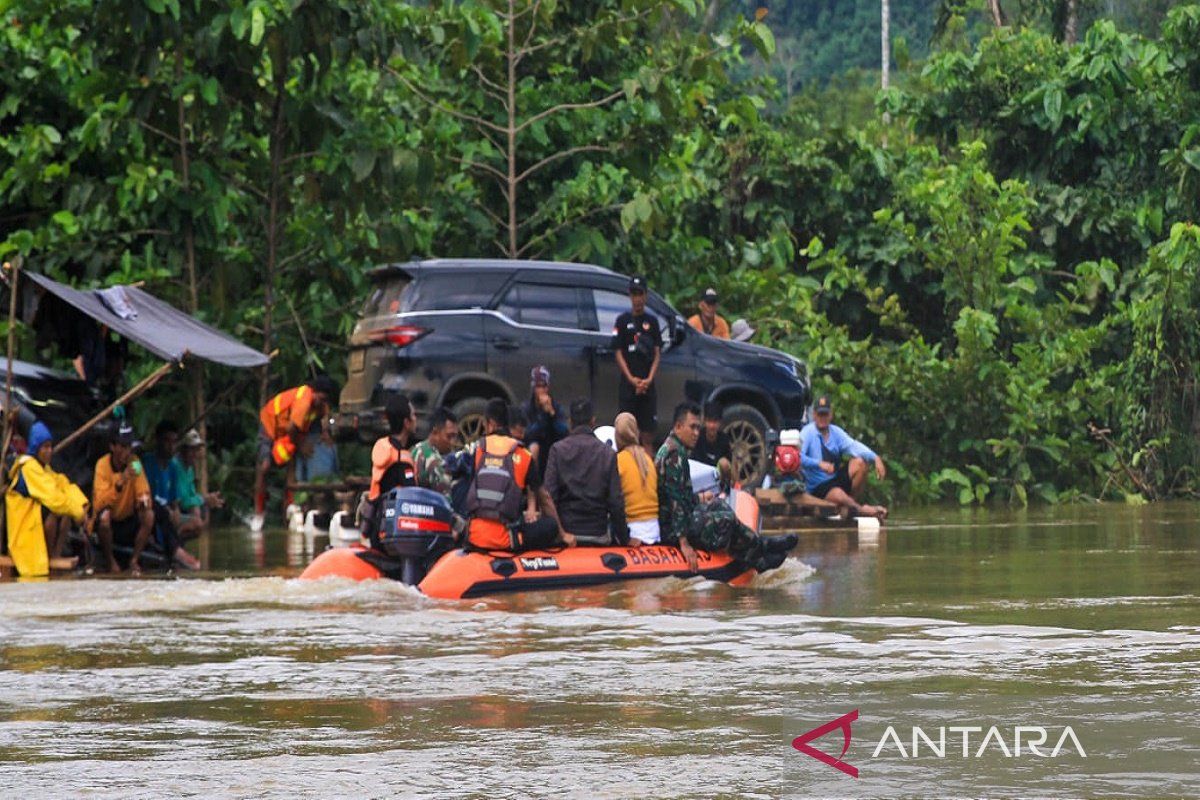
top-left (2, 0), bottom-right (1199, 506)
top-left (731, 0), bottom-right (937, 91)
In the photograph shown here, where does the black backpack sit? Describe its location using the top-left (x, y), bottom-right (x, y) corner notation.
top-left (465, 438), bottom-right (523, 523)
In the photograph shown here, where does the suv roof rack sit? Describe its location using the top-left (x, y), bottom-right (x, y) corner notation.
top-left (367, 258), bottom-right (614, 280)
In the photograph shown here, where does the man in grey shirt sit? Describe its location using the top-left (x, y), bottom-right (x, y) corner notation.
top-left (544, 398), bottom-right (629, 546)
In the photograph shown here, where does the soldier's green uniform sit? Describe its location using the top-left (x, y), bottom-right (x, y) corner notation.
top-left (655, 432), bottom-right (771, 570)
top-left (411, 438), bottom-right (453, 496)
top-left (655, 432), bottom-right (695, 547)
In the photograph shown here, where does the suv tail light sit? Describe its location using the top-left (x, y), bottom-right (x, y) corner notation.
top-left (370, 325), bottom-right (431, 348)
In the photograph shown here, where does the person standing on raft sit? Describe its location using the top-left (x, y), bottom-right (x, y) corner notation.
top-left (251, 375), bottom-right (338, 530)
top-left (655, 402), bottom-right (796, 573)
top-left (4, 422), bottom-right (88, 576)
top-left (799, 395), bottom-right (888, 519)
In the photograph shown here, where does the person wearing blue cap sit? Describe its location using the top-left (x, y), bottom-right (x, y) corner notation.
top-left (4, 421), bottom-right (89, 576)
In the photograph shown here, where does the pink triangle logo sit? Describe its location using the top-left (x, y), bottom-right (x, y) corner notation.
top-left (792, 710), bottom-right (860, 778)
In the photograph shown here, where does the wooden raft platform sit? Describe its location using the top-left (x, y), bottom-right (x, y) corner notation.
top-left (0, 554), bottom-right (79, 571)
top-left (754, 487), bottom-right (858, 533)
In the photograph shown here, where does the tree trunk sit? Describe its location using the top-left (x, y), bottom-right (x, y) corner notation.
top-left (260, 73), bottom-right (286, 407)
top-left (177, 45), bottom-right (209, 494)
top-left (1062, 0), bottom-right (1079, 44)
top-left (881, 0), bottom-right (890, 92)
top-left (988, 0), bottom-right (1006, 26)
top-left (505, 0), bottom-right (518, 258)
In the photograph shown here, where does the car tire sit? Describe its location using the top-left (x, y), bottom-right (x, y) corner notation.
top-left (450, 397), bottom-right (492, 444)
top-left (722, 403), bottom-right (770, 489)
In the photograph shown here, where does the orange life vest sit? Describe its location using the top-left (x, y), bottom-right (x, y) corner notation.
top-left (369, 436), bottom-right (416, 500)
top-left (270, 437), bottom-right (297, 466)
top-left (466, 435), bottom-right (534, 550)
top-left (259, 385), bottom-right (319, 441)
top-left (260, 385), bottom-right (321, 466)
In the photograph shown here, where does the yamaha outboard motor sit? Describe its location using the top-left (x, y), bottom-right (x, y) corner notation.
top-left (371, 486), bottom-right (457, 585)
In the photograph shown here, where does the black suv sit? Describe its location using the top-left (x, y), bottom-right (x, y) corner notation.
top-left (2, 359), bottom-right (109, 486)
top-left (338, 259), bottom-right (809, 486)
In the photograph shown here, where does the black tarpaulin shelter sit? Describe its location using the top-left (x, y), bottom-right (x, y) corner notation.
top-left (25, 271), bottom-right (267, 367)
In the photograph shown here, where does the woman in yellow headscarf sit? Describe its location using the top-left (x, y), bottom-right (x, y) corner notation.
top-left (5, 422), bottom-right (88, 576)
top-left (614, 412), bottom-right (659, 546)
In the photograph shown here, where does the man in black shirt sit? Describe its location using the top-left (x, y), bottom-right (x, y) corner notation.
top-left (612, 275), bottom-right (662, 449)
top-left (693, 400), bottom-right (732, 474)
top-left (544, 398), bottom-right (628, 546)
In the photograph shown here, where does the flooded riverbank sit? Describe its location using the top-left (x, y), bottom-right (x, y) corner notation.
top-left (2, 503), bottom-right (1198, 798)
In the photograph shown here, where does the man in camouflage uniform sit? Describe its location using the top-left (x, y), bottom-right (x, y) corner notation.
top-left (410, 408), bottom-right (459, 496)
top-left (655, 401), bottom-right (796, 573)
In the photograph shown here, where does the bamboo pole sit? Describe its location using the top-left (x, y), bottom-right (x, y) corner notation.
top-left (1, 257), bottom-right (22, 461)
top-left (53, 360), bottom-right (177, 454)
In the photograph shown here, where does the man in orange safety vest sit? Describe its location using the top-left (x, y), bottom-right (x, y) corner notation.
top-left (251, 374), bottom-right (338, 531)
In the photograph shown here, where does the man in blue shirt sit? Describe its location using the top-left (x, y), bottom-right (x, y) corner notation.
top-left (799, 395), bottom-right (888, 519)
top-left (141, 419), bottom-right (201, 569)
top-left (143, 420), bottom-right (181, 509)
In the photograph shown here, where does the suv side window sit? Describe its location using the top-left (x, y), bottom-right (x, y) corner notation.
top-left (361, 279), bottom-right (410, 318)
top-left (497, 283), bottom-right (584, 330)
top-left (590, 288), bottom-right (630, 335)
top-left (589, 288), bottom-right (672, 346)
top-left (404, 273), bottom-right (506, 312)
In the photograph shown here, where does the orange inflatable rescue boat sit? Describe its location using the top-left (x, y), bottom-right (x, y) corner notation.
top-left (300, 486), bottom-right (762, 600)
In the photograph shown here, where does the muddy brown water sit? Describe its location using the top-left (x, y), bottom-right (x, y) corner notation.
top-left (1, 503), bottom-right (1198, 798)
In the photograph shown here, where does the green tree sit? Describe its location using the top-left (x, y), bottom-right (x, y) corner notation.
top-left (391, 0), bottom-right (776, 260)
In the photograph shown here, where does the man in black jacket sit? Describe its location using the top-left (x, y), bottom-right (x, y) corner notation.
top-left (544, 398), bottom-right (629, 546)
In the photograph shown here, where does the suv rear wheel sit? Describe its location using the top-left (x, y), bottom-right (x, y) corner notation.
top-left (450, 397), bottom-right (490, 444)
top-left (723, 403), bottom-right (770, 489)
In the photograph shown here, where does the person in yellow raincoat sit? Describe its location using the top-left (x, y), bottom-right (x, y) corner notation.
top-left (4, 422), bottom-right (88, 577)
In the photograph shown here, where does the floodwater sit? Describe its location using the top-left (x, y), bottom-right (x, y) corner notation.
top-left (1, 504), bottom-right (1198, 799)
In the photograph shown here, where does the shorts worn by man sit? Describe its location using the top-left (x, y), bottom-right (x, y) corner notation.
top-left (544, 398), bottom-right (628, 546)
top-left (655, 402), bottom-right (794, 573)
top-left (612, 275), bottom-right (662, 449)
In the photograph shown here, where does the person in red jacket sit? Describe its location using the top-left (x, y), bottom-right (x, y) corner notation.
top-left (251, 375), bottom-right (338, 531)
